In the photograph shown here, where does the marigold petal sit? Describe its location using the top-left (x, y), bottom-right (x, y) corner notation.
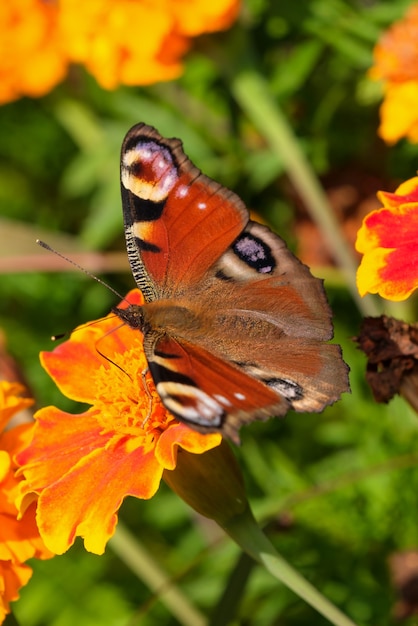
top-left (0, 560), bottom-right (32, 621)
top-left (378, 176), bottom-right (418, 207)
top-left (58, 0), bottom-right (240, 90)
top-left (356, 205), bottom-right (418, 252)
top-left (0, 380), bottom-right (52, 620)
top-left (370, 4), bottom-right (418, 83)
top-left (40, 340), bottom-right (105, 404)
top-left (356, 203), bottom-right (418, 300)
top-left (0, 0), bottom-right (67, 104)
top-left (1, 424), bottom-right (37, 515)
top-left (0, 453), bottom-right (10, 488)
top-left (59, 0), bottom-right (186, 89)
top-left (40, 291), bottom-right (143, 403)
top-left (356, 246), bottom-right (391, 297)
top-left (172, 0), bottom-right (241, 36)
top-left (38, 442), bottom-right (163, 555)
top-left (18, 406), bottom-right (165, 554)
top-left (378, 81), bottom-right (418, 144)
top-left (0, 503), bottom-right (50, 564)
top-left (17, 406), bottom-right (109, 488)
top-left (156, 422), bottom-right (222, 470)
top-left (0, 382), bottom-right (33, 431)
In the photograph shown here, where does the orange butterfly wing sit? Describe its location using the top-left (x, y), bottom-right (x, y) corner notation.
top-left (149, 334), bottom-right (286, 445)
top-left (121, 123), bottom-right (248, 299)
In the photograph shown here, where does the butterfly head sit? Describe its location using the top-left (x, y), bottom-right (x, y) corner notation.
top-left (112, 304), bottom-right (146, 332)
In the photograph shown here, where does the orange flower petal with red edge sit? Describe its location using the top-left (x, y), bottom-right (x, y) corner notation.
top-left (356, 203), bottom-right (418, 300)
top-left (378, 176), bottom-right (418, 208)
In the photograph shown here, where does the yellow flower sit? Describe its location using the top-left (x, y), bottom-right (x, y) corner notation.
top-left (0, 381), bottom-right (51, 624)
top-left (369, 3), bottom-right (418, 144)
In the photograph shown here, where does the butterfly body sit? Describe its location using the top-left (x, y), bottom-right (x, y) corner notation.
top-left (115, 123), bottom-right (349, 443)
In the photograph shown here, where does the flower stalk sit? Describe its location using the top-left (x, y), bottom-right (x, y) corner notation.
top-left (164, 441), bottom-right (358, 626)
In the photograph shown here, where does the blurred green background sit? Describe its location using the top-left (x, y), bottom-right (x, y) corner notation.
top-left (2, 1), bottom-right (418, 625)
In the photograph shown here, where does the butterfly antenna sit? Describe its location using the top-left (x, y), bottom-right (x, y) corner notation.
top-left (50, 314), bottom-right (119, 341)
top-left (36, 239), bottom-right (129, 303)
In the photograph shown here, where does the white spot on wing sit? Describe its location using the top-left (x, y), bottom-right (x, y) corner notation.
top-left (197, 202), bottom-right (207, 210)
top-left (176, 184), bottom-right (189, 198)
top-left (214, 394), bottom-right (232, 407)
top-left (234, 392), bottom-right (246, 401)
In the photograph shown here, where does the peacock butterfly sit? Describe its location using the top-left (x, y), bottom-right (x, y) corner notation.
top-left (114, 123), bottom-right (349, 443)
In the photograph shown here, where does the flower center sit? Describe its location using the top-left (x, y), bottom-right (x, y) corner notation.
top-left (93, 346), bottom-right (176, 449)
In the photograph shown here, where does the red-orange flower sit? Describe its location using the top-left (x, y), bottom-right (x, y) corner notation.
top-left (17, 290), bottom-right (221, 556)
top-left (369, 4), bottom-right (418, 144)
top-left (0, 381), bottom-right (51, 624)
top-left (356, 176), bottom-right (418, 301)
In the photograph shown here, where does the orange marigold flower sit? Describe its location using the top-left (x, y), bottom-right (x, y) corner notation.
top-left (59, 0), bottom-right (240, 90)
top-left (0, 0), bottom-right (67, 104)
top-left (355, 176), bottom-right (418, 301)
top-left (171, 0), bottom-right (242, 36)
top-left (17, 290), bottom-right (221, 556)
top-left (369, 4), bottom-right (418, 144)
top-left (0, 381), bottom-right (51, 624)
top-left (0, 0), bottom-right (240, 102)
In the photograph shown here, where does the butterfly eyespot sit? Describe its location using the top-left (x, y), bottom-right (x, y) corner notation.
top-left (156, 382), bottom-right (225, 427)
top-left (233, 233), bottom-right (275, 274)
top-left (122, 140), bottom-right (178, 204)
top-left (265, 378), bottom-right (303, 401)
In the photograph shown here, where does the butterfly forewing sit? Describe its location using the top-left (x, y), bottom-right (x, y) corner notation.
top-left (148, 334), bottom-right (287, 444)
top-left (121, 123), bottom-right (248, 300)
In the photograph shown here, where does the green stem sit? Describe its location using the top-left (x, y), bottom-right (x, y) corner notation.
top-left (110, 522), bottom-right (207, 626)
top-left (231, 69), bottom-right (380, 318)
top-left (223, 507), bottom-right (359, 626)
